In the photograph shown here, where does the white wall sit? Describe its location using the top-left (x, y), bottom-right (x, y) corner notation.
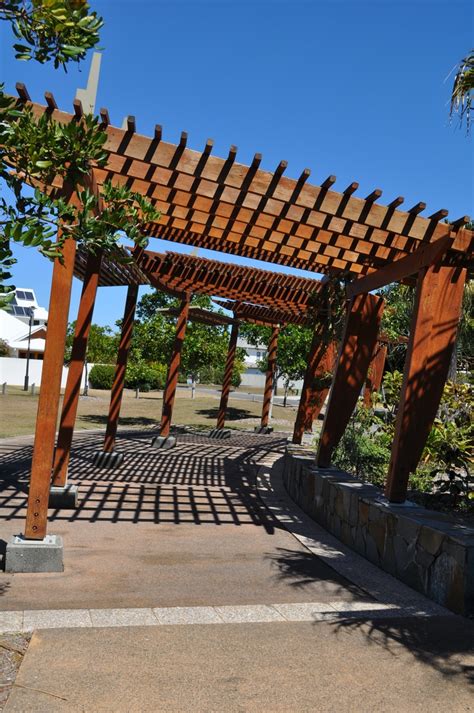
top-left (240, 367), bottom-right (303, 393)
top-left (0, 357), bottom-right (88, 388)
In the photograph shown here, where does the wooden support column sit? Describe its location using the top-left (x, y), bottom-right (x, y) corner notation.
top-left (216, 322), bottom-right (240, 429)
top-left (363, 342), bottom-right (387, 407)
top-left (293, 337), bottom-right (336, 445)
top-left (160, 296), bottom-right (190, 438)
top-left (103, 284), bottom-right (139, 452)
top-left (385, 265), bottom-right (466, 503)
top-left (260, 326), bottom-right (279, 428)
top-left (52, 250), bottom-right (102, 486)
top-left (316, 293), bottom-right (384, 467)
top-left (24, 235), bottom-right (77, 540)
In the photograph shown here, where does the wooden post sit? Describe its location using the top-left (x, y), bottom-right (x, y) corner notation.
top-left (24, 235), bottom-right (77, 540)
top-left (363, 342), bottom-right (387, 407)
top-left (293, 336), bottom-right (336, 444)
top-left (160, 296), bottom-right (190, 437)
top-left (316, 293), bottom-right (384, 467)
top-left (103, 284), bottom-right (139, 452)
top-left (216, 322), bottom-right (239, 429)
top-left (260, 326), bottom-right (279, 428)
top-left (52, 250), bottom-right (102, 486)
top-left (385, 265), bottom-right (466, 502)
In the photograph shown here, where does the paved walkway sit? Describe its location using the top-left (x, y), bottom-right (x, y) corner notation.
top-left (0, 429), bottom-right (473, 711)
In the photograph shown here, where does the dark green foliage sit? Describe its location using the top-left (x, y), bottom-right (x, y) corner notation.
top-left (1, 1), bottom-right (103, 69)
top-left (213, 361), bottom-right (244, 388)
top-left (124, 362), bottom-right (167, 391)
top-left (332, 408), bottom-right (392, 487)
top-left (65, 322), bottom-right (118, 364)
top-left (88, 363), bottom-right (114, 390)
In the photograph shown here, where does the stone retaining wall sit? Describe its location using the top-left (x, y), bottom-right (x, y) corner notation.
top-left (283, 446), bottom-right (474, 617)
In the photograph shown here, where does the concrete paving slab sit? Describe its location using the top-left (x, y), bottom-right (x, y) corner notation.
top-left (5, 619), bottom-right (474, 712)
top-left (215, 604), bottom-right (284, 623)
top-left (153, 606), bottom-right (222, 625)
top-left (23, 609), bottom-right (92, 631)
top-left (0, 611), bottom-right (22, 633)
top-left (89, 608), bottom-right (157, 628)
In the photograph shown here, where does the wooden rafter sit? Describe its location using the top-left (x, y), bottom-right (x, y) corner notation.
top-left (16, 89), bottom-right (473, 280)
top-left (213, 299), bottom-right (313, 326)
top-left (136, 249), bottom-right (323, 313)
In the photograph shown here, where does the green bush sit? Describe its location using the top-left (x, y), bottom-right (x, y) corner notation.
top-left (214, 365), bottom-right (242, 388)
top-left (88, 364), bottom-right (115, 390)
top-left (125, 362), bottom-right (167, 391)
top-left (331, 408), bottom-right (392, 487)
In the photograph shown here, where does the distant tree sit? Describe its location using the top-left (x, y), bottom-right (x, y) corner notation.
top-left (450, 50), bottom-right (474, 132)
top-left (65, 322), bottom-right (118, 364)
top-left (240, 322), bottom-right (313, 405)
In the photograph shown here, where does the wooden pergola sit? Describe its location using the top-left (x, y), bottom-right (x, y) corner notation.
top-left (11, 86), bottom-right (472, 550)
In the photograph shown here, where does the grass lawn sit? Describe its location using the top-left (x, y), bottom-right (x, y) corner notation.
top-left (0, 386), bottom-right (298, 438)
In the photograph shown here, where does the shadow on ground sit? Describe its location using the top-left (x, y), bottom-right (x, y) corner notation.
top-left (78, 415), bottom-right (159, 427)
top-left (328, 615), bottom-right (474, 685)
top-left (196, 406), bottom-right (256, 421)
top-left (0, 430), bottom-right (289, 534)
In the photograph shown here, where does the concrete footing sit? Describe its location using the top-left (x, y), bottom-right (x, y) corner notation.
top-left (254, 426), bottom-right (273, 434)
top-left (49, 484), bottom-right (79, 509)
top-left (5, 534), bottom-right (64, 573)
top-left (151, 435), bottom-right (177, 450)
top-left (92, 451), bottom-right (124, 469)
top-left (208, 428), bottom-right (231, 439)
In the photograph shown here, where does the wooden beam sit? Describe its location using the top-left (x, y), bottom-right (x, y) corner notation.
top-left (363, 341), bottom-right (387, 407)
top-left (160, 296), bottom-right (190, 437)
top-left (261, 326), bottom-right (279, 428)
top-left (103, 284), bottom-right (139, 452)
top-left (24, 233), bottom-right (77, 539)
top-left (216, 322), bottom-right (240, 429)
top-left (52, 250), bottom-right (102, 485)
top-left (385, 265), bottom-right (467, 502)
top-left (316, 293), bottom-right (384, 467)
top-left (293, 336), bottom-right (336, 445)
top-left (346, 234), bottom-right (453, 297)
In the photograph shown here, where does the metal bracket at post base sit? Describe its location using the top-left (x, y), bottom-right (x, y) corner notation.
top-left (5, 534), bottom-right (64, 573)
top-left (254, 426), bottom-right (273, 434)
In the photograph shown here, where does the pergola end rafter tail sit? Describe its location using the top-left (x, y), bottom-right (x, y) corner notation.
top-left (11, 88), bottom-right (473, 279)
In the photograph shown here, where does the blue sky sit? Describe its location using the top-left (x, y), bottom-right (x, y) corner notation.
top-left (1, 0), bottom-right (472, 326)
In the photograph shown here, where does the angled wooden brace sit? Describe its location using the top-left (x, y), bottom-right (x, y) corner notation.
top-left (293, 333), bottom-right (337, 445)
top-left (385, 264), bottom-right (467, 502)
top-left (316, 293), bottom-right (385, 467)
top-left (363, 341), bottom-right (388, 407)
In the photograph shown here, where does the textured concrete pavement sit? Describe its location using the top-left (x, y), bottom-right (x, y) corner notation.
top-left (1, 429), bottom-right (473, 711)
top-left (5, 618), bottom-right (474, 712)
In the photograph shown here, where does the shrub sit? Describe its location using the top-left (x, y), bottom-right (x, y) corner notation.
top-left (331, 407), bottom-right (392, 487)
top-left (88, 364), bottom-right (115, 390)
top-left (125, 362), bottom-right (167, 391)
top-left (214, 364), bottom-right (242, 388)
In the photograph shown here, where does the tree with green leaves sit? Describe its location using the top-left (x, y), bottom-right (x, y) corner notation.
top-left (240, 322), bottom-right (313, 405)
top-left (64, 321), bottom-right (118, 364)
top-left (132, 290), bottom-right (246, 390)
top-left (450, 50), bottom-right (474, 132)
top-left (0, 1), bottom-right (159, 309)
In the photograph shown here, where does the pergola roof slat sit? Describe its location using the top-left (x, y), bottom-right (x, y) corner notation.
top-left (14, 95), bottom-right (473, 279)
